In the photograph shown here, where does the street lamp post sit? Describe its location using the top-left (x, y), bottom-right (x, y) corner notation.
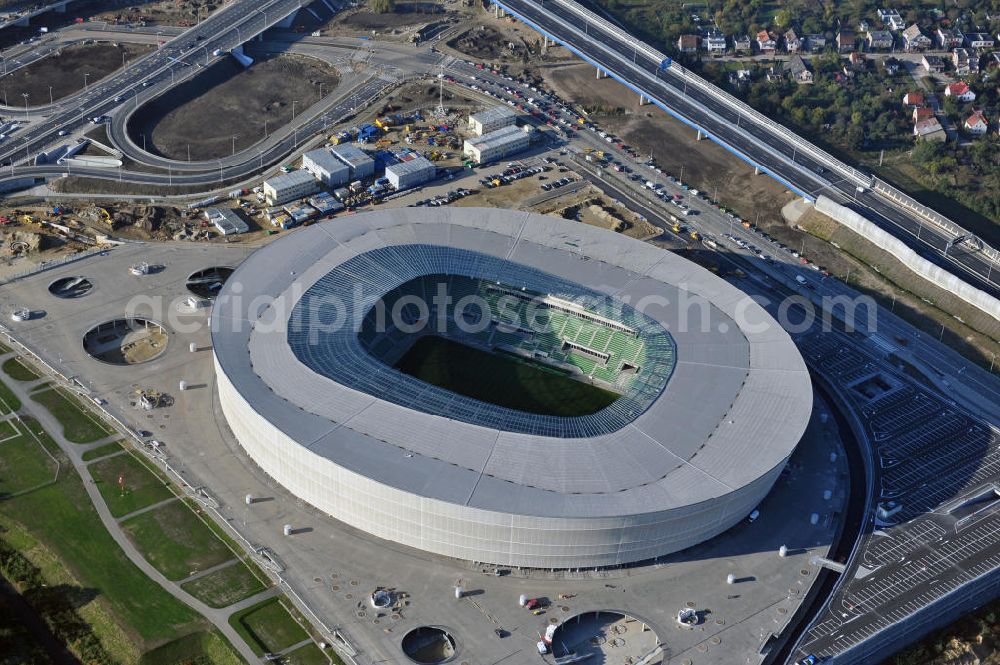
top-left (292, 100), bottom-right (298, 119)
top-left (83, 72), bottom-right (89, 91)
top-left (264, 118), bottom-right (268, 138)
top-left (21, 93), bottom-right (28, 121)
top-left (48, 85), bottom-right (52, 105)
top-left (187, 145), bottom-right (191, 162)
top-left (232, 135), bottom-right (238, 155)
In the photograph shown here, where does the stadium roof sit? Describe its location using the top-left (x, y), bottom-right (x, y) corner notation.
top-left (212, 208), bottom-right (811, 518)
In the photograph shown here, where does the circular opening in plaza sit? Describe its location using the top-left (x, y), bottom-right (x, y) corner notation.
top-left (48, 276), bottom-right (93, 299)
top-left (401, 626), bottom-right (457, 664)
top-left (186, 266), bottom-right (233, 299)
top-left (212, 208), bottom-right (811, 569)
top-left (83, 318), bottom-right (168, 365)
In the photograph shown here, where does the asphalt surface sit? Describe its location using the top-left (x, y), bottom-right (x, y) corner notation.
top-left (490, 0), bottom-right (1000, 299)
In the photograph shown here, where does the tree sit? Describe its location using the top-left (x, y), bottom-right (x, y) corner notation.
top-left (369, 0), bottom-right (395, 13)
top-left (774, 9), bottom-right (791, 28)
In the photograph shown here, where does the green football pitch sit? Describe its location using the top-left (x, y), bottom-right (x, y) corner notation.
top-left (394, 336), bottom-right (619, 417)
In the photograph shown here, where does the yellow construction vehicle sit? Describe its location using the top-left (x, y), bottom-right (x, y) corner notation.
top-left (690, 231), bottom-right (700, 241)
top-left (98, 207), bottom-right (112, 225)
top-left (20, 214), bottom-right (33, 225)
top-left (672, 223), bottom-right (682, 233)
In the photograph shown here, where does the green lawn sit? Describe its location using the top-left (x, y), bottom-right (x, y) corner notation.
top-left (181, 561), bottom-right (268, 609)
top-left (0, 417), bottom-right (212, 654)
top-left (2, 356), bottom-right (39, 381)
top-left (0, 419), bottom-right (18, 440)
top-left (0, 417), bottom-right (58, 496)
top-left (0, 377), bottom-right (21, 414)
top-left (30, 388), bottom-right (113, 443)
top-left (121, 500), bottom-right (234, 581)
top-left (394, 336), bottom-right (619, 416)
top-left (81, 440), bottom-right (124, 462)
top-left (229, 597), bottom-right (309, 657)
top-left (136, 629), bottom-right (243, 665)
top-left (89, 452), bottom-right (176, 518)
top-left (284, 642), bottom-right (340, 665)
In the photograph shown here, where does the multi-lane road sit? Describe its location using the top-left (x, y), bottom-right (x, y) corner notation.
top-left (490, 0), bottom-right (1000, 300)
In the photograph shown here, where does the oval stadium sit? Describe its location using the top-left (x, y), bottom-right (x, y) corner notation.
top-left (211, 208), bottom-right (812, 569)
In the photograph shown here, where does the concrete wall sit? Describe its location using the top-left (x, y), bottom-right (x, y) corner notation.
top-left (815, 195), bottom-right (1000, 321)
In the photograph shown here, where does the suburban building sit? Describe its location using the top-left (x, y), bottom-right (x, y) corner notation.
top-left (903, 92), bottom-right (925, 106)
top-left (837, 29), bottom-right (856, 53)
top-left (677, 34), bottom-right (699, 53)
top-left (936, 28), bottom-right (964, 49)
top-left (263, 169), bottom-right (321, 207)
top-left (964, 109), bottom-right (988, 135)
top-left (384, 154), bottom-right (436, 190)
top-left (953, 48), bottom-right (979, 75)
top-left (945, 81), bottom-right (976, 102)
top-left (468, 106), bottom-right (517, 136)
top-left (878, 9), bottom-right (905, 31)
top-left (463, 125), bottom-right (531, 164)
top-left (784, 29), bottom-right (802, 52)
top-left (902, 24), bottom-right (932, 50)
top-left (330, 143), bottom-right (375, 180)
top-left (848, 52), bottom-right (866, 70)
top-left (703, 28), bottom-right (727, 54)
top-left (882, 56), bottom-right (901, 74)
top-left (302, 147), bottom-right (350, 187)
top-left (964, 32), bottom-right (994, 49)
top-left (867, 30), bottom-right (894, 49)
top-left (786, 55), bottom-right (813, 83)
top-left (756, 30), bottom-right (776, 54)
top-left (204, 207), bottom-right (248, 236)
top-left (728, 68), bottom-right (752, 87)
top-left (922, 55), bottom-right (946, 73)
top-left (914, 117), bottom-right (946, 141)
top-left (913, 107), bottom-right (935, 122)
top-left (805, 34), bottom-right (826, 52)
top-left (991, 52), bottom-right (1000, 68)
top-left (733, 34), bottom-right (752, 53)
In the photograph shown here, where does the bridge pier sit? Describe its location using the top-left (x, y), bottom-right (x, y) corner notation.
top-left (494, 3), bottom-right (505, 18)
top-left (596, 67), bottom-right (607, 79)
top-left (754, 166), bottom-right (760, 175)
top-left (638, 94), bottom-right (649, 106)
top-left (696, 129), bottom-right (704, 141)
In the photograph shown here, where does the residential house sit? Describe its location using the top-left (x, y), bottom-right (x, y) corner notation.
top-left (838, 29), bottom-right (856, 53)
top-left (936, 28), bottom-right (963, 49)
top-left (703, 28), bottom-right (727, 54)
top-left (952, 48), bottom-right (979, 75)
top-left (848, 52), bottom-right (866, 70)
top-left (913, 106), bottom-right (935, 122)
top-left (922, 54), bottom-right (946, 73)
top-left (914, 117), bottom-right (946, 141)
top-left (756, 30), bottom-right (776, 54)
top-left (867, 30), bottom-right (894, 50)
top-left (902, 24), bottom-right (932, 50)
top-left (902, 91), bottom-right (925, 106)
top-left (882, 56), bottom-right (901, 74)
top-left (784, 29), bottom-right (802, 52)
top-left (765, 62), bottom-right (784, 82)
top-left (991, 52), bottom-right (1000, 68)
top-left (728, 68), bottom-right (752, 88)
top-left (806, 34), bottom-right (827, 52)
top-left (964, 32), bottom-right (994, 49)
top-left (964, 109), bottom-right (988, 135)
top-left (677, 34), bottom-right (699, 53)
top-left (878, 9), bottom-right (905, 31)
top-left (787, 54), bottom-right (813, 83)
top-left (733, 34), bottom-right (752, 53)
top-left (944, 81), bottom-right (975, 101)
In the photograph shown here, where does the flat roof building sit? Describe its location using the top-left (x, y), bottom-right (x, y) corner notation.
top-left (385, 154), bottom-right (436, 190)
top-left (468, 106), bottom-right (517, 136)
top-left (204, 207), bottom-right (249, 235)
top-left (302, 148), bottom-right (350, 187)
top-left (464, 125), bottom-right (530, 164)
top-left (330, 143), bottom-right (375, 181)
top-left (263, 169), bottom-right (320, 207)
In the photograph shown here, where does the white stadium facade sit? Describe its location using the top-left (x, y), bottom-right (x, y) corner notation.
top-left (212, 208), bottom-right (812, 569)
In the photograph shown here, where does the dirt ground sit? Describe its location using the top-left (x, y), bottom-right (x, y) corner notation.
top-left (90, 0), bottom-right (215, 28)
top-left (130, 54), bottom-right (340, 161)
top-left (312, 0), bottom-right (460, 37)
top-left (443, 11), bottom-right (576, 65)
top-left (0, 42), bottom-right (153, 104)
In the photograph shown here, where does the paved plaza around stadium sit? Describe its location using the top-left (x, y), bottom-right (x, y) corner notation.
top-left (0, 233), bottom-right (850, 664)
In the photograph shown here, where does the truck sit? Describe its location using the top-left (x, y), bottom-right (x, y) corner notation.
top-left (212, 48), bottom-right (224, 57)
top-left (795, 275), bottom-right (807, 285)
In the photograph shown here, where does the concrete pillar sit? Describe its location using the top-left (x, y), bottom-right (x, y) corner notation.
top-left (596, 67), bottom-right (607, 79)
top-left (696, 129), bottom-right (704, 141)
top-left (639, 94), bottom-right (649, 106)
top-left (754, 165), bottom-right (761, 176)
